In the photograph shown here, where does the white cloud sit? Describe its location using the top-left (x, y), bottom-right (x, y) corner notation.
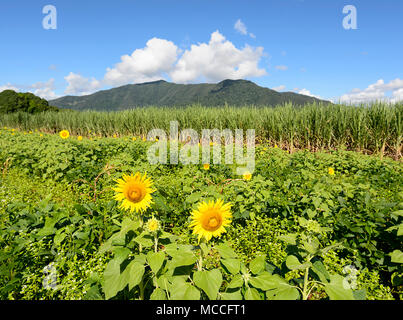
top-left (64, 72), bottom-right (103, 96)
top-left (0, 79), bottom-right (58, 100)
top-left (234, 19), bottom-right (256, 39)
top-left (272, 85), bottom-right (286, 91)
top-left (104, 38), bottom-right (179, 87)
top-left (31, 79), bottom-right (58, 100)
top-left (340, 78), bottom-right (403, 104)
top-left (170, 31), bottom-right (266, 83)
top-left (61, 30), bottom-right (267, 95)
top-left (0, 83), bottom-right (19, 92)
top-left (275, 65), bottom-right (288, 71)
top-left (298, 88), bottom-right (322, 99)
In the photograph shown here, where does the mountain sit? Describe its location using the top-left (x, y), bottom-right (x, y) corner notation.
top-left (50, 79), bottom-right (329, 110)
top-left (0, 90), bottom-right (59, 114)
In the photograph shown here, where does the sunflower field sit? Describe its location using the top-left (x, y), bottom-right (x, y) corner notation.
top-left (0, 126), bottom-right (402, 300)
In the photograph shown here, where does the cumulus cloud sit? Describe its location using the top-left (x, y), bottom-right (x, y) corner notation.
top-left (340, 78), bottom-right (403, 104)
top-left (298, 88), bottom-right (322, 99)
top-left (272, 85), bottom-right (286, 91)
top-left (64, 72), bottom-right (103, 96)
top-left (275, 65), bottom-right (288, 71)
top-left (234, 19), bottom-right (256, 39)
top-left (104, 38), bottom-right (179, 87)
top-left (170, 31), bottom-right (266, 83)
top-left (62, 30), bottom-right (267, 95)
top-left (0, 79), bottom-right (58, 100)
top-left (0, 83), bottom-right (19, 92)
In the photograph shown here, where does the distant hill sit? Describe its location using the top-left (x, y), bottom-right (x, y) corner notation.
top-left (50, 79), bottom-right (329, 111)
top-left (0, 90), bottom-right (59, 114)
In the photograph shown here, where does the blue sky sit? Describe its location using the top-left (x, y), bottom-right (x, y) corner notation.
top-left (0, 0), bottom-right (402, 103)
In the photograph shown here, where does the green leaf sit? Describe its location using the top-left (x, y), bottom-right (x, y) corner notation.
top-left (150, 287), bottom-right (167, 300)
top-left (278, 234), bottom-right (297, 245)
top-left (193, 269), bottom-right (223, 300)
top-left (102, 259), bottom-right (122, 300)
top-left (171, 251), bottom-right (197, 268)
top-left (244, 287), bottom-right (261, 300)
top-left (220, 289), bottom-right (242, 300)
top-left (134, 233), bottom-right (154, 248)
top-left (266, 287), bottom-right (300, 300)
top-left (397, 224), bottom-right (403, 237)
top-left (169, 278), bottom-right (200, 300)
top-left (323, 274), bottom-right (355, 300)
top-left (312, 260), bottom-right (330, 283)
top-left (390, 250), bottom-right (403, 264)
top-left (285, 255), bottom-right (312, 270)
top-left (227, 274), bottom-right (244, 289)
top-left (221, 258), bottom-right (240, 275)
top-left (249, 254), bottom-right (266, 275)
top-left (122, 261), bottom-right (145, 290)
top-left (113, 247), bottom-right (131, 263)
top-left (215, 242), bottom-right (237, 259)
top-left (186, 193), bottom-right (202, 203)
top-left (147, 251), bottom-right (165, 275)
top-left (249, 272), bottom-right (287, 291)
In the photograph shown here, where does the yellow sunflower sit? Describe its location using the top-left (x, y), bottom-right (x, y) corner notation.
top-left (243, 171), bottom-right (252, 181)
top-left (189, 199), bottom-right (232, 242)
top-left (328, 167), bottom-right (335, 176)
top-left (203, 163), bottom-right (210, 170)
top-left (59, 130), bottom-right (69, 139)
top-left (113, 172), bottom-right (155, 213)
top-left (77, 136), bottom-right (83, 141)
top-left (145, 217), bottom-right (160, 233)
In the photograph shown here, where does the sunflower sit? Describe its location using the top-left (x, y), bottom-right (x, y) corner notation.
top-left (243, 171), bottom-right (252, 181)
top-left (328, 167), bottom-right (335, 176)
top-left (113, 172), bottom-right (155, 213)
top-left (59, 130), bottom-right (69, 139)
top-left (145, 217), bottom-right (160, 233)
top-left (77, 136), bottom-right (83, 141)
top-left (189, 199), bottom-right (232, 242)
top-left (203, 163), bottom-right (210, 170)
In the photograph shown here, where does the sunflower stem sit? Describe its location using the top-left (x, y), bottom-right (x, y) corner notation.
top-left (154, 234), bottom-right (158, 253)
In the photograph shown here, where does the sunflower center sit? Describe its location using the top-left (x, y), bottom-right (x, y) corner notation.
top-left (126, 186), bottom-right (144, 203)
top-left (202, 211), bottom-right (222, 232)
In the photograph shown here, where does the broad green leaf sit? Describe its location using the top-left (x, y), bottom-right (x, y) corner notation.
top-left (150, 287), bottom-right (167, 300)
top-left (227, 274), bottom-right (244, 289)
top-left (312, 260), bottom-right (330, 283)
top-left (285, 255), bottom-right (312, 270)
top-left (266, 287), bottom-right (300, 300)
top-left (134, 233), bottom-right (153, 247)
top-left (352, 289), bottom-right (366, 300)
top-left (215, 242), bottom-right (237, 259)
top-left (171, 251), bottom-right (197, 268)
top-left (169, 278), bottom-right (200, 300)
top-left (147, 251), bottom-right (165, 274)
top-left (244, 287), bottom-right (261, 300)
top-left (113, 247), bottom-right (131, 263)
top-left (193, 269), bottom-right (223, 300)
top-left (122, 261), bottom-right (145, 290)
top-left (249, 254), bottom-right (266, 275)
top-left (390, 250), bottom-right (403, 264)
top-left (397, 224), bottom-right (403, 237)
top-left (249, 272), bottom-right (286, 291)
top-left (220, 289), bottom-right (242, 300)
top-left (221, 258), bottom-right (240, 275)
top-left (102, 259), bottom-right (122, 300)
top-left (323, 274), bottom-right (355, 300)
top-left (278, 234), bottom-right (297, 245)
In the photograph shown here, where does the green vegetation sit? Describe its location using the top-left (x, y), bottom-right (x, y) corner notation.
top-left (0, 128), bottom-right (402, 300)
top-left (1, 103), bottom-right (401, 158)
top-left (0, 90), bottom-right (59, 114)
top-left (49, 79), bottom-right (328, 110)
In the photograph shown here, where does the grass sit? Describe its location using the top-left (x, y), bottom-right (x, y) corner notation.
top-left (0, 102), bottom-right (401, 158)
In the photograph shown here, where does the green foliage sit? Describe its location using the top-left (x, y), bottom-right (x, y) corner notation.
top-left (49, 79), bottom-right (325, 110)
top-left (0, 129), bottom-right (401, 300)
top-left (0, 90), bottom-right (58, 114)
